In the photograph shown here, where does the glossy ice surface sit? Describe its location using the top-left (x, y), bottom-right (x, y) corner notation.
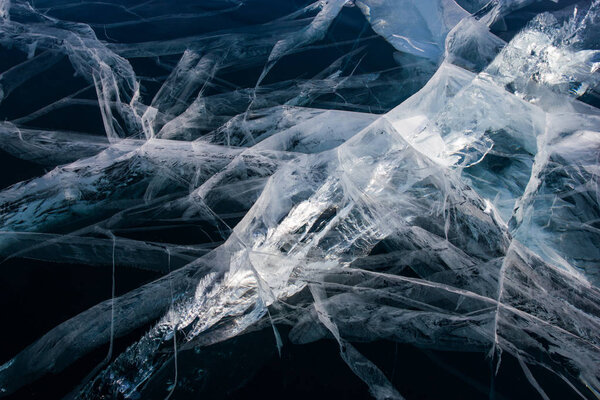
top-left (0, 0), bottom-right (599, 398)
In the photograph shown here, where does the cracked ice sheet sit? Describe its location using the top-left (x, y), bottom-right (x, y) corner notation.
top-left (0, 0), bottom-right (600, 399)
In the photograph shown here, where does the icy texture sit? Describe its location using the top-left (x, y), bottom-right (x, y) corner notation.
top-left (355, 0), bottom-right (468, 60)
top-left (0, 0), bottom-right (599, 399)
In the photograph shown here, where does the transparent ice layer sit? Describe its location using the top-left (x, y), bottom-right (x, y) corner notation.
top-left (0, 0), bottom-right (599, 399)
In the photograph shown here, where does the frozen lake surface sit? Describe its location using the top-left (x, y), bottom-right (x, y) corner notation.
top-left (0, 0), bottom-right (599, 398)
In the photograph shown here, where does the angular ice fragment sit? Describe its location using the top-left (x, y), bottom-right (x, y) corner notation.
top-left (356, 0), bottom-right (468, 60)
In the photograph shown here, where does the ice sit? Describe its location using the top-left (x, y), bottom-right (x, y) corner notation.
top-left (355, 0), bottom-right (468, 61)
top-left (0, 0), bottom-right (599, 399)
